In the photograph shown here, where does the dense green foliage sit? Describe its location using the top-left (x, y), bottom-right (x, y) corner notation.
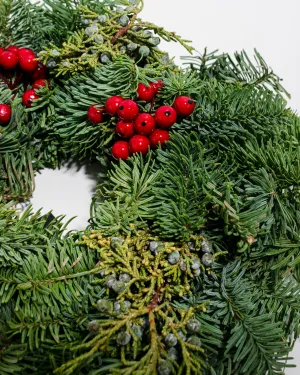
top-left (0, 0), bottom-right (300, 374)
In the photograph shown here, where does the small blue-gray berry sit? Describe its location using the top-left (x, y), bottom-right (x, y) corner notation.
top-left (88, 320), bottom-right (100, 334)
top-left (149, 241), bottom-right (162, 252)
top-left (81, 18), bottom-right (90, 26)
top-left (94, 34), bottom-right (104, 44)
top-left (139, 46), bottom-right (150, 57)
top-left (125, 6), bottom-right (135, 12)
top-left (142, 317), bottom-right (150, 329)
top-left (61, 61), bottom-right (71, 68)
top-left (116, 331), bottom-right (131, 346)
top-left (98, 15), bottom-right (107, 24)
top-left (51, 49), bottom-right (60, 57)
top-left (157, 360), bottom-right (173, 375)
top-left (191, 257), bottom-right (201, 270)
top-left (127, 42), bottom-right (138, 52)
top-left (105, 275), bottom-right (117, 288)
top-left (81, 53), bottom-right (88, 61)
top-left (168, 251), bottom-right (180, 265)
top-left (194, 269), bottom-right (201, 277)
top-left (85, 26), bottom-right (98, 37)
top-left (179, 260), bottom-right (187, 271)
top-left (110, 237), bottom-right (123, 249)
top-left (168, 347), bottom-right (179, 361)
top-left (188, 241), bottom-right (196, 251)
top-left (112, 280), bottom-right (126, 293)
top-left (119, 45), bottom-right (127, 53)
top-left (177, 330), bottom-right (187, 341)
top-left (46, 59), bottom-right (57, 69)
top-left (186, 319), bottom-right (201, 334)
top-left (119, 273), bottom-right (131, 283)
top-left (142, 30), bottom-right (152, 38)
top-left (132, 325), bottom-right (143, 339)
top-left (160, 53), bottom-right (170, 64)
top-left (186, 335), bottom-right (202, 347)
top-left (164, 333), bottom-right (178, 347)
top-left (149, 37), bottom-right (160, 46)
top-left (99, 269), bottom-right (106, 277)
top-left (96, 299), bottom-right (112, 313)
top-left (37, 50), bottom-right (46, 58)
top-left (202, 253), bottom-right (214, 267)
top-left (118, 15), bottom-right (130, 27)
top-left (114, 300), bottom-right (131, 314)
top-left (202, 239), bottom-right (213, 253)
top-left (132, 26), bottom-right (142, 32)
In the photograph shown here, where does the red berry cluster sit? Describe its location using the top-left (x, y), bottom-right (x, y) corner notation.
top-left (86, 81), bottom-right (196, 160)
top-left (0, 45), bottom-right (48, 124)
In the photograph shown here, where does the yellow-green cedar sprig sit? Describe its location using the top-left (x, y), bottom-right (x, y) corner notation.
top-left (39, 0), bottom-right (194, 76)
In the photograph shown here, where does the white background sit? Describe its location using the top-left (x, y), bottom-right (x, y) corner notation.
top-left (31, 1), bottom-right (300, 371)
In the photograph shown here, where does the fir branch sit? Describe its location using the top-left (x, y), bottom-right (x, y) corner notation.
top-left (91, 154), bottom-right (160, 234)
top-left (183, 49), bottom-right (290, 98)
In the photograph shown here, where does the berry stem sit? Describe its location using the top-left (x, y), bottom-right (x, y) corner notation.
top-left (0, 73), bottom-right (12, 89)
top-left (12, 71), bottom-right (23, 90)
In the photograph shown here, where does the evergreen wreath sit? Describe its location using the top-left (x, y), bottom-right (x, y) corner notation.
top-left (0, 1), bottom-right (299, 375)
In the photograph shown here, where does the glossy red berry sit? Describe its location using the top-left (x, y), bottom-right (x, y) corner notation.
top-left (154, 106), bottom-right (177, 129)
top-left (87, 104), bottom-right (104, 124)
top-left (173, 96), bottom-right (195, 116)
top-left (116, 120), bottom-right (134, 139)
top-left (31, 63), bottom-right (47, 80)
top-left (0, 51), bottom-right (18, 70)
top-left (129, 135), bottom-right (150, 155)
top-left (118, 99), bottom-right (139, 121)
top-left (6, 46), bottom-right (19, 54)
top-left (22, 90), bottom-right (40, 108)
top-left (112, 141), bottom-right (130, 160)
top-left (149, 129), bottom-right (170, 148)
top-left (0, 48), bottom-right (4, 55)
top-left (150, 80), bottom-right (164, 94)
top-left (137, 83), bottom-right (156, 102)
top-left (0, 104), bottom-right (12, 125)
top-left (105, 96), bottom-right (123, 116)
top-left (19, 54), bottom-right (38, 72)
top-left (32, 79), bottom-right (49, 90)
top-left (18, 47), bottom-right (35, 58)
top-left (134, 113), bottom-right (156, 136)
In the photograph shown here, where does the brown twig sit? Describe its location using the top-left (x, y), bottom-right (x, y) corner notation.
top-left (111, 14), bottom-right (138, 45)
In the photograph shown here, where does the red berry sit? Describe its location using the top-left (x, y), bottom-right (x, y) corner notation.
top-left (31, 63), bottom-right (47, 80)
top-left (19, 54), bottom-right (38, 72)
top-left (0, 51), bottom-right (18, 70)
top-left (134, 113), bottom-right (156, 136)
top-left (6, 46), bottom-right (19, 54)
top-left (137, 83), bottom-right (156, 102)
top-left (129, 135), bottom-right (150, 155)
top-left (116, 120), bottom-right (134, 139)
top-left (0, 104), bottom-right (12, 125)
top-left (154, 106), bottom-right (177, 129)
top-left (112, 141), bottom-right (130, 160)
top-left (87, 104), bottom-right (104, 124)
top-left (32, 79), bottom-right (49, 90)
top-left (22, 90), bottom-right (40, 108)
top-left (150, 80), bottom-right (164, 94)
top-left (0, 48), bottom-right (4, 55)
top-left (18, 48), bottom-right (35, 58)
top-left (118, 99), bottom-right (139, 121)
top-left (105, 96), bottom-right (123, 116)
top-left (173, 96), bottom-right (195, 116)
top-left (149, 129), bottom-right (170, 148)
